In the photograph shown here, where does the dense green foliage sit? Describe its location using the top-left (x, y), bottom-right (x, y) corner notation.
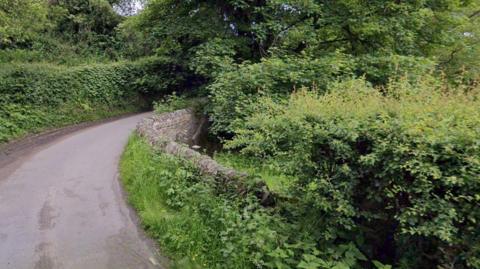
top-left (152, 94), bottom-right (204, 114)
top-left (0, 0), bottom-right (142, 144)
top-left (121, 135), bottom-right (382, 269)
top-left (214, 151), bottom-right (295, 194)
top-left (0, 0), bottom-right (50, 49)
top-left (120, 135), bottom-right (277, 268)
top-left (226, 78), bottom-right (480, 268)
top-left (0, 0), bottom-right (125, 64)
top-left (0, 61), bottom-right (153, 143)
top-left (126, 77), bottom-right (480, 269)
top-left (116, 1), bottom-right (480, 268)
top-left (126, 0), bottom-right (480, 74)
top-left (2, 0), bottom-right (480, 268)
top-left (0, 0), bottom-right (174, 143)
top-left (119, 0), bottom-right (479, 135)
top-left (208, 54), bottom-right (436, 133)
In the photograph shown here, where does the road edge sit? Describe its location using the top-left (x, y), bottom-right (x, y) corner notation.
top-left (0, 112), bottom-right (145, 172)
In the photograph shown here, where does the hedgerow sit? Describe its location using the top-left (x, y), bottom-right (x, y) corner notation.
top-left (225, 77), bottom-right (480, 268)
top-left (207, 53), bottom-right (436, 135)
top-left (121, 134), bottom-right (382, 269)
top-left (208, 53), bottom-right (356, 135)
top-left (0, 59), bottom-right (164, 143)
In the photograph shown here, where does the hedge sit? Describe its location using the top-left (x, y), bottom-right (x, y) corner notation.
top-left (226, 78), bottom-right (480, 268)
top-left (0, 58), bottom-right (162, 143)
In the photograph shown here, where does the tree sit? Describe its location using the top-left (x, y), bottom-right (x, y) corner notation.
top-left (0, 0), bottom-right (50, 48)
top-left (123, 0), bottom-right (480, 81)
top-left (49, 0), bottom-right (121, 39)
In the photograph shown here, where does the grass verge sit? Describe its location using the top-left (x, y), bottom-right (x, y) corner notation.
top-left (119, 134), bottom-right (293, 269)
top-left (120, 135), bottom-right (404, 269)
top-left (0, 103), bottom-right (142, 144)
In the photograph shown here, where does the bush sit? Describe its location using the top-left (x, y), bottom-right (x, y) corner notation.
top-left (130, 56), bottom-right (203, 96)
top-left (208, 53), bottom-right (355, 135)
top-left (120, 135), bottom-right (286, 268)
top-left (208, 53), bottom-right (436, 135)
top-left (226, 78), bottom-right (480, 268)
top-left (0, 60), bottom-right (159, 143)
top-left (0, 62), bottom-right (136, 105)
top-left (0, 0), bottom-right (50, 49)
top-left (355, 54), bottom-right (435, 85)
top-left (121, 135), bottom-right (382, 269)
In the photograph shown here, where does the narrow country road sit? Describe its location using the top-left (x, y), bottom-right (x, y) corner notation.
top-left (0, 114), bottom-right (165, 269)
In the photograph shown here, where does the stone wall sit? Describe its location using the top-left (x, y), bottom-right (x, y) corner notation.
top-left (137, 109), bottom-right (200, 144)
top-left (136, 109), bottom-right (273, 206)
top-left (137, 109), bottom-right (247, 179)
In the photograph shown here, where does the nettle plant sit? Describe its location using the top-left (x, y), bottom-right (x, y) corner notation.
top-left (226, 77), bottom-right (480, 268)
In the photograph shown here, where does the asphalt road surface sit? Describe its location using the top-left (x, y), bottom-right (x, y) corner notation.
top-left (0, 113), bottom-right (166, 269)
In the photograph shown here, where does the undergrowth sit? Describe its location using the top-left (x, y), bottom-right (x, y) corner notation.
top-left (153, 93), bottom-right (206, 114)
top-left (121, 76), bottom-right (480, 268)
top-left (226, 77), bottom-right (480, 268)
top-left (214, 152), bottom-right (295, 194)
top-left (120, 134), bottom-right (390, 269)
top-left (0, 59), bottom-right (162, 144)
top-left (119, 135), bottom-right (283, 268)
top-left (0, 103), bottom-right (139, 144)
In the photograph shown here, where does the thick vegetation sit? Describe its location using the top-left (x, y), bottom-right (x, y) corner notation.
top-left (2, 0), bottom-right (480, 268)
top-left (0, 0), bottom-right (124, 64)
top-left (0, 1), bottom-right (165, 143)
top-left (125, 79), bottom-right (480, 268)
top-left (120, 0), bottom-right (480, 131)
top-left (0, 61), bottom-right (148, 142)
top-left (226, 78), bottom-right (480, 268)
top-left (120, 135), bottom-right (282, 268)
top-left (121, 1), bottom-right (479, 268)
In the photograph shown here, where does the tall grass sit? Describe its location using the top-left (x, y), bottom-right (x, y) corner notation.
top-left (120, 135), bottom-right (285, 268)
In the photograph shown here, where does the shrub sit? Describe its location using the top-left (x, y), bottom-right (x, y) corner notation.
top-left (0, 62), bottom-right (135, 105)
top-left (208, 53), bottom-right (355, 135)
top-left (0, 0), bottom-right (50, 49)
top-left (120, 135), bottom-right (285, 268)
top-left (130, 56), bottom-right (203, 96)
top-left (226, 78), bottom-right (480, 268)
top-left (121, 134), bottom-right (380, 269)
top-left (355, 54), bottom-right (435, 85)
top-left (0, 60), bottom-right (160, 143)
top-left (208, 53), bottom-right (436, 136)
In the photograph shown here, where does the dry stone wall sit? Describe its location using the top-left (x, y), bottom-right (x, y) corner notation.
top-left (137, 109), bottom-right (247, 179)
top-left (136, 109), bottom-right (274, 206)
